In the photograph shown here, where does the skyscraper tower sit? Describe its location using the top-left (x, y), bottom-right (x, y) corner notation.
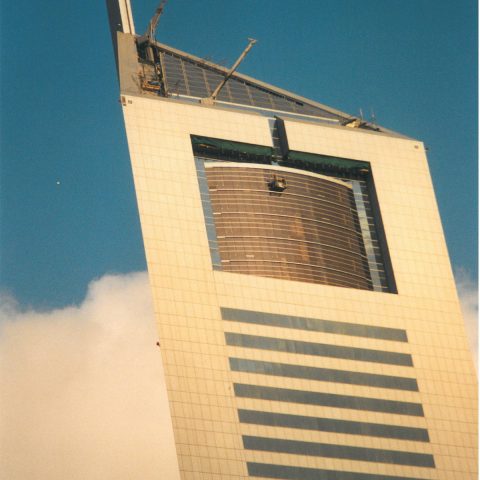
top-left (106, 1), bottom-right (477, 479)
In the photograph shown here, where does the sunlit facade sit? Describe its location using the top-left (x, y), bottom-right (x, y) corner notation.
top-left (107, 1), bottom-right (477, 479)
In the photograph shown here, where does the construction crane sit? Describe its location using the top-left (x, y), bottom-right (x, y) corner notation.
top-left (137, 0), bottom-right (168, 46)
top-left (201, 38), bottom-right (257, 105)
top-left (137, 0), bottom-right (168, 92)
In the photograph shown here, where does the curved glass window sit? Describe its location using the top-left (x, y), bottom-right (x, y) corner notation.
top-left (206, 164), bottom-right (373, 290)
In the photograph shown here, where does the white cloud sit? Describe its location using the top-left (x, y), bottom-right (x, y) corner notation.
top-left (454, 268), bottom-right (478, 372)
top-left (0, 272), bottom-right (180, 480)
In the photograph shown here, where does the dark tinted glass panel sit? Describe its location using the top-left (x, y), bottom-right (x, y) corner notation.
top-left (227, 80), bottom-right (253, 105)
top-left (238, 409), bottom-right (429, 442)
top-left (225, 332), bottom-right (413, 366)
top-left (183, 62), bottom-right (209, 97)
top-left (162, 53), bottom-right (189, 95)
top-left (243, 436), bottom-right (435, 467)
top-left (221, 307), bottom-right (408, 342)
top-left (351, 179), bottom-right (391, 292)
top-left (247, 462), bottom-right (430, 480)
top-left (233, 384), bottom-right (424, 416)
top-left (195, 159), bottom-right (221, 266)
top-left (230, 358), bottom-right (418, 391)
top-left (157, 49), bottom-right (344, 120)
top-left (206, 166), bottom-right (372, 289)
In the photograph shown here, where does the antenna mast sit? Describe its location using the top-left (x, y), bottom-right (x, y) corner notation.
top-left (202, 38), bottom-right (257, 105)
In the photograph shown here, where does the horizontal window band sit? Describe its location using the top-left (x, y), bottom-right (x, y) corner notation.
top-left (247, 462), bottom-right (431, 480)
top-left (211, 210), bottom-right (362, 237)
top-left (215, 228), bottom-right (365, 245)
top-left (220, 267), bottom-right (371, 290)
top-left (221, 307), bottom-right (407, 342)
top-left (233, 384), bottom-right (424, 416)
top-left (225, 332), bottom-right (413, 367)
top-left (216, 235), bottom-right (368, 260)
top-left (217, 246), bottom-right (369, 269)
top-left (238, 409), bottom-right (429, 442)
top-left (209, 191), bottom-right (357, 212)
top-left (217, 244), bottom-right (370, 269)
top-left (218, 250), bottom-right (371, 278)
top-left (210, 192), bottom-right (356, 217)
top-left (221, 259), bottom-right (372, 280)
top-left (243, 436), bottom-right (435, 468)
top-left (229, 358), bottom-right (418, 391)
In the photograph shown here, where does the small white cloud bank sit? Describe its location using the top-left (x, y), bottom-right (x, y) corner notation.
top-left (454, 268), bottom-right (478, 372)
top-left (0, 272), bottom-right (180, 480)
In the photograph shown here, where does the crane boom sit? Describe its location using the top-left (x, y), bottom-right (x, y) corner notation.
top-left (204, 38), bottom-right (257, 103)
top-left (138, 0), bottom-right (167, 45)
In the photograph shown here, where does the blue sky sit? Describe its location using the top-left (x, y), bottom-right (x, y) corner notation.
top-left (1, 0), bottom-right (477, 309)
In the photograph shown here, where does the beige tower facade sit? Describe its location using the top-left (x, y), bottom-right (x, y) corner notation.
top-left (107, 2), bottom-right (477, 479)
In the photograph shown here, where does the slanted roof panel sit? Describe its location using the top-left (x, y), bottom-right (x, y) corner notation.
top-left (156, 45), bottom-right (344, 121)
top-left (137, 39), bottom-right (407, 137)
